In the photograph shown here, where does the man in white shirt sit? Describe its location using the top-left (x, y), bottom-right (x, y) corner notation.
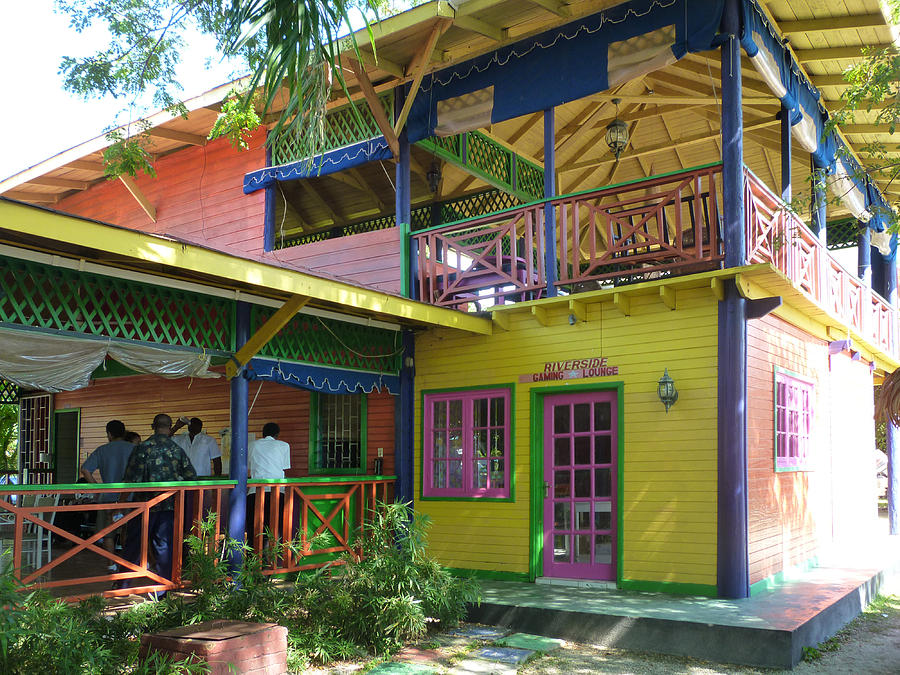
top-left (171, 417), bottom-right (222, 476)
top-left (247, 422), bottom-right (291, 545)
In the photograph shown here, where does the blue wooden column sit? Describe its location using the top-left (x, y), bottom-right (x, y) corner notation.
top-left (543, 108), bottom-right (558, 297)
top-left (396, 330), bottom-right (415, 504)
top-left (780, 105), bottom-right (791, 203)
top-left (885, 249), bottom-right (899, 535)
top-left (858, 226), bottom-right (871, 285)
top-left (396, 89), bottom-right (414, 299)
top-left (717, 0), bottom-right (750, 599)
top-left (228, 300), bottom-right (251, 572)
top-left (812, 160), bottom-right (827, 242)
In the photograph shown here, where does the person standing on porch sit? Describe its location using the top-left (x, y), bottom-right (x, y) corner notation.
top-left (118, 413), bottom-right (197, 590)
top-left (247, 422), bottom-right (291, 545)
top-left (170, 416), bottom-right (222, 476)
top-left (80, 419), bottom-right (134, 564)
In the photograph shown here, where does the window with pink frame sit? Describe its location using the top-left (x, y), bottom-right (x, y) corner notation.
top-left (774, 368), bottom-right (814, 471)
top-left (423, 388), bottom-right (511, 498)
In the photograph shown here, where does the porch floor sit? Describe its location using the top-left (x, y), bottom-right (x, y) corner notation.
top-left (468, 527), bottom-right (900, 669)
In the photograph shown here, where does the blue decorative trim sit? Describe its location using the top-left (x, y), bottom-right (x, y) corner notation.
top-left (246, 357), bottom-right (399, 395)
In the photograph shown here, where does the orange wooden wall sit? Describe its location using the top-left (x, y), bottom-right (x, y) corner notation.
top-left (54, 129), bottom-right (402, 293)
top-left (747, 314), bottom-right (877, 585)
top-left (55, 373), bottom-right (395, 478)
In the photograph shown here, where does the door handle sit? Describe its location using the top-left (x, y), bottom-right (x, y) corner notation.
top-left (544, 481), bottom-right (550, 498)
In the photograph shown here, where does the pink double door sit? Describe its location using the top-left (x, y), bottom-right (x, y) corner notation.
top-left (543, 391), bottom-right (618, 580)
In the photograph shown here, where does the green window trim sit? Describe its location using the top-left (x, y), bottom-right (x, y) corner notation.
top-left (308, 392), bottom-right (368, 475)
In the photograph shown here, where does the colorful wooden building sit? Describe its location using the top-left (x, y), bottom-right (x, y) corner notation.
top-left (1, 0), bottom-right (897, 600)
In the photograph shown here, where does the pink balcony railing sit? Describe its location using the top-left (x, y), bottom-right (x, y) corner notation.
top-left (745, 169), bottom-right (896, 357)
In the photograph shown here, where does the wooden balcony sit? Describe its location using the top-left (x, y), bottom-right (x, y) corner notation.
top-left (0, 477), bottom-right (393, 601)
top-left (411, 164), bottom-right (897, 359)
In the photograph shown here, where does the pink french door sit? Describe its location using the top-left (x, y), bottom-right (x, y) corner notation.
top-left (543, 391), bottom-right (618, 580)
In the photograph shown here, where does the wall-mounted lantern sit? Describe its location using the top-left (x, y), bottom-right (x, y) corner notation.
top-left (657, 368), bottom-right (678, 413)
top-left (605, 98), bottom-right (629, 161)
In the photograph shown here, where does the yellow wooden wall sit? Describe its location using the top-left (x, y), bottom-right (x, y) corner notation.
top-left (414, 287), bottom-right (719, 585)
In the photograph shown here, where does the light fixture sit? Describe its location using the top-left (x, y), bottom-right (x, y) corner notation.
top-left (426, 161), bottom-right (442, 193)
top-left (605, 98), bottom-right (629, 162)
top-left (657, 368), bottom-right (678, 413)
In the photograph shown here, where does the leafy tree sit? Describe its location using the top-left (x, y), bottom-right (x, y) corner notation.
top-left (0, 404), bottom-right (17, 473)
top-left (55, 0), bottom-right (406, 174)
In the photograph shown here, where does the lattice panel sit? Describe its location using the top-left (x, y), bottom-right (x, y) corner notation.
top-left (0, 257), bottom-right (234, 351)
top-left (439, 189), bottom-right (521, 225)
top-left (270, 93), bottom-right (394, 166)
top-left (275, 213), bottom-right (398, 249)
top-left (251, 308), bottom-right (401, 373)
top-left (827, 219), bottom-right (863, 251)
top-left (516, 160), bottom-right (545, 201)
top-left (466, 132), bottom-right (512, 185)
top-left (0, 380), bottom-right (17, 404)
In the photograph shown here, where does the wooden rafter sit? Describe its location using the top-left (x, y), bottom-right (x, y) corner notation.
top-left (454, 15), bottom-right (506, 41)
top-left (300, 181), bottom-right (342, 226)
top-left (118, 175), bottom-right (157, 222)
top-left (346, 58), bottom-right (400, 157)
top-left (506, 112), bottom-right (543, 145)
top-left (148, 127), bottom-right (207, 146)
top-left (26, 176), bottom-right (90, 191)
top-left (778, 13), bottom-right (885, 34)
top-left (796, 45), bottom-right (891, 62)
top-left (226, 294), bottom-right (310, 378)
top-left (393, 19), bottom-right (451, 135)
top-left (346, 48), bottom-right (404, 78)
top-left (4, 190), bottom-right (59, 204)
top-left (525, 0), bottom-right (571, 17)
top-left (348, 168), bottom-right (388, 210)
top-left (68, 159), bottom-right (105, 172)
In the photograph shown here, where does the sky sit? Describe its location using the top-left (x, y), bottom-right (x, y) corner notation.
top-left (0, 1), bottom-right (244, 181)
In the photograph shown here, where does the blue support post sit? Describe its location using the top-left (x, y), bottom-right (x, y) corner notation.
top-left (396, 330), bottom-right (415, 504)
top-left (543, 108), bottom-right (558, 297)
top-left (780, 105), bottom-right (791, 203)
top-left (717, 0), bottom-right (750, 599)
top-left (812, 160), bottom-right (827, 242)
top-left (885, 250), bottom-right (899, 535)
top-left (858, 226), bottom-right (871, 286)
top-left (396, 89), bottom-right (414, 299)
top-left (228, 300), bottom-right (250, 573)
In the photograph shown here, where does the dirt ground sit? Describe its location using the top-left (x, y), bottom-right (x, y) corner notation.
top-left (517, 595), bottom-right (900, 675)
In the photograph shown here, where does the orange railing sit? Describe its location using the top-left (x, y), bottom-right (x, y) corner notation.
top-left (745, 169), bottom-right (896, 357)
top-left (0, 476), bottom-right (394, 601)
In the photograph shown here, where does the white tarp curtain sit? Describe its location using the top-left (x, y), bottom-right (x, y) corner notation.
top-left (0, 328), bottom-right (219, 393)
top-left (829, 159), bottom-right (872, 223)
top-left (435, 86), bottom-right (494, 137)
top-left (607, 25), bottom-right (677, 88)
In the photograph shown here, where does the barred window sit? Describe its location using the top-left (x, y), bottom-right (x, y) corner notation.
top-left (313, 393), bottom-right (365, 473)
top-left (774, 369), bottom-right (814, 472)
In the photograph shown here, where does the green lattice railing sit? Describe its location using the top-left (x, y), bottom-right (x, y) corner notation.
top-left (417, 130), bottom-right (545, 202)
top-left (0, 380), bottom-right (18, 404)
top-left (827, 218), bottom-right (863, 251)
top-left (275, 189), bottom-right (522, 249)
top-left (270, 93), bottom-right (394, 166)
top-left (251, 307), bottom-right (401, 373)
top-left (0, 257), bottom-right (234, 351)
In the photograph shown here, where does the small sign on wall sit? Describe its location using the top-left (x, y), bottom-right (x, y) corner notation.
top-left (519, 357), bottom-right (619, 383)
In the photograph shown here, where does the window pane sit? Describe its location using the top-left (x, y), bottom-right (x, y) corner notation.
top-left (433, 400), bottom-right (446, 428)
top-left (594, 402), bottom-right (611, 430)
top-left (595, 468), bottom-right (612, 497)
top-left (574, 469), bottom-right (591, 498)
top-left (554, 405), bottom-right (570, 433)
top-left (490, 430), bottom-right (504, 457)
top-left (448, 460), bottom-right (463, 488)
top-left (449, 431), bottom-right (463, 457)
top-left (449, 399), bottom-right (463, 428)
top-left (595, 534), bottom-right (612, 564)
top-left (474, 459), bottom-right (487, 488)
top-left (554, 470), bottom-right (570, 497)
top-left (594, 502), bottom-right (612, 530)
top-left (317, 393), bottom-right (361, 470)
top-left (574, 403), bottom-right (590, 432)
top-left (433, 430), bottom-right (447, 458)
top-left (575, 534), bottom-right (591, 563)
top-left (490, 459), bottom-right (505, 488)
top-left (575, 502), bottom-right (590, 530)
top-left (595, 436), bottom-right (612, 464)
top-left (433, 461), bottom-right (446, 488)
top-left (554, 502), bottom-right (570, 529)
top-left (554, 438), bottom-right (569, 466)
top-left (474, 429), bottom-right (488, 458)
top-left (574, 436), bottom-right (590, 465)
top-left (473, 397), bottom-right (488, 428)
top-left (490, 397), bottom-right (505, 427)
top-left (554, 535), bottom-right (570, 562)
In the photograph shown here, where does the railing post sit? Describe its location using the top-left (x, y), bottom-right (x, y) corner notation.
top-left (228, 300), bottom-right (250, 575)
top-left (543, 108), bottom-right (558, 297)
top-left (718, 0), bottom-right (750, 600)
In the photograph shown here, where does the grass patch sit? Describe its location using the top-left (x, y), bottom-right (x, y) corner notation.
top-left (803, 594), bottom-right (900, 662)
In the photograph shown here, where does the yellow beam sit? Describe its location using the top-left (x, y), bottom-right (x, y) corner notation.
top-left (118, 175), bottom-right (157, 222)
top-left (796, 45), bottom-right (891, 62)
top-left (531, 305), bottom-right (550, 326)
top-left (779, 14), bottom-right (885, 34)
top-left (659, 285), bottom-right (676, 310)
top-left (227, 294), bottom-right (310, 378)
top-left (613, 292), bottom-right (630, 316)
top-left (710, 277), bottom-right (725, 302)
top-left (0, 199), bottom-right (492, 335)
top-left (568, 299), bottom-right (586, 323)
top-left (492, 311), bottom-right (510, 331)
top-left (525, 0), bottom-right (571, 17)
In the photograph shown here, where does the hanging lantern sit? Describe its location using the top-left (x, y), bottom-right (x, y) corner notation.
top-left (605, 98), bottom-right (629, 161)
top-left (657, 368), bottom-right (678, 413)
top-left (426, 161), bottom-right (442, 193)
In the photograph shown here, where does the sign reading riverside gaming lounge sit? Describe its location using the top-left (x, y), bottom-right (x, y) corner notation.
top-left (518, 357), bottom-right (619, 383)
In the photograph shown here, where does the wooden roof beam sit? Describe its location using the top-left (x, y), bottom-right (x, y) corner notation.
top-left (779, 14), bottom-right (886, 34)
top-left (525, 0), bottom-right (571, 18)
top-left (394, 19), bottom-right (451, 135)
top-left (148, 127), bottom-right (207, 146)
top-left (796, 45), bottom-right (892, 62)
top-left (453, 15), bottom-right (507, 42)
top-left (227, 294), bottom-right (310, 378)
top-left (841, 124), bottom-right (900, 135)
top-left (348, 48), bottom-right (404, 79)
top-left (68, 159), bottom-right (106, 173)
top-left (346, 58), bottom-right (400, 157)
top-left (118, 175), bottom-right (157, 222)
top-left (3, 191), bottom-right (60, 204)
top-left (26, 176), bottom-right (90, 191)
top-left (300, 181), bottom-right (342, 226)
